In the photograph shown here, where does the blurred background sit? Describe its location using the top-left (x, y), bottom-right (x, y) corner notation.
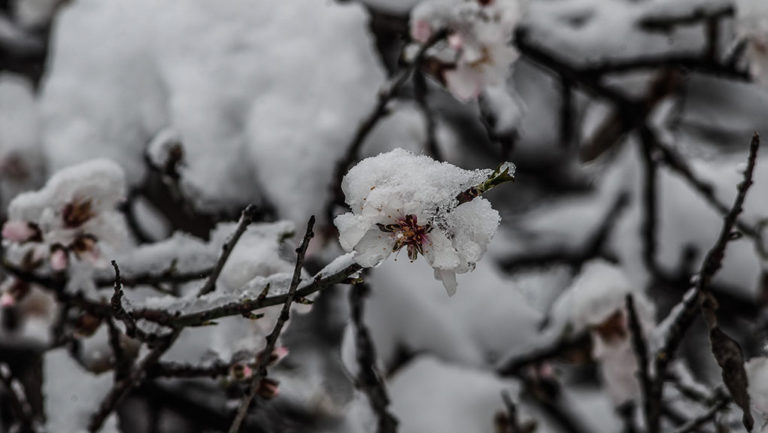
top-left (1, 0), bottom-right (768, 432)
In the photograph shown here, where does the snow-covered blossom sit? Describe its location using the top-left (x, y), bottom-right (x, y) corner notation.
top-left (549, 260), bottom-right (655, 406)
top-left (410, 0), bottom-right (523, 101)
top-left (2, 159), bottom-right (128, 271)
top-left (736, 0), bottom-right (768, 87)
top-left (334, 148), bottom-right (513, 295)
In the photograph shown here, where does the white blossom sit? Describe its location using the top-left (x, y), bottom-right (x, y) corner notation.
top-left (2, 159), bottom-right (128, 271)
top-left (550, 260), bottom-right (655, 406)
top-left (410, 0), bottom-right (523, 101)
top-left (736, 0), bottom-right (768, 87)
top-left (334, 148), bottom-right (510, 295)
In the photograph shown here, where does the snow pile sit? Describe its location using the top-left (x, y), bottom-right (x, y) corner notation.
top-left (156, 221), bottom-right (309, 368)
top-left (410, 0), bottom-right (523, 101)
top-left (2, 159), bottom-right (128, 271)
top-left (747, 356), bottom-right (768, 432)
top-left (335, 149), bottom-right (508, 295)
top-left (43, 349), bottom-right (120, 433)
top-left (736, 0), bottom-right (768, 87)
top-left (549, 260), bottom-right (654, 406)
top-left (39, 0), bottom-right (400, 222)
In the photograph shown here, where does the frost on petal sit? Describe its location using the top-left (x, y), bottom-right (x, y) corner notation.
top-left (354, 229), bottom-right (394, 268)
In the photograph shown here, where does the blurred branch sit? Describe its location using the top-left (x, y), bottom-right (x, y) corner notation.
top-left (350, 282), bottom-right (398, 433)
top-left (638, 3), bottom-right (733, 32)
top-left (326, 29), bottom-right (448, 223)
top-left (498, 190), bottom-right (629, 274)
top-left (648, 134), bottom-right (760, 433)
top-left (0, 363), bottom-right (39, 433)
top-left (227, 216), bottom-right (315, 433)
top-left (413, 70), bottom-right (442, 161)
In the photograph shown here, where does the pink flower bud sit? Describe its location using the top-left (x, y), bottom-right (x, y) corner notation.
top-left (50, 248), bottom-right (69, 271)
top-left (241, 365), bottom-right (253, 379)
top-left (411, 19), bottom-right (433, 43)
top-left (0, 292), bottom-right (15, 307)
top-left (448, 34), bottom-right (463, 50)
top-left (2, 221), bottom-right (35, 242)
top-left (272, 346), bottom-right (289, 365)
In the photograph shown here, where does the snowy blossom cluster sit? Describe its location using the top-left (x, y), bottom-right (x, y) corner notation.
top-left (334, 149), bottom-right (512, 295)
top-left (550, 261), bottom-right (654, 405)
top-left (2, 159), bottom-right (128, 272)
top-left (737, 0), bottom-right (768, 87)
top-left (410, 0), bottom-right (523, 101)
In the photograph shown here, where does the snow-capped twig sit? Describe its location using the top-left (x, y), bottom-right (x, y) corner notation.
top-left (350, 282), bottom-right (398, 433)
top-left (638, 3), bottom-right (734, 32)
top-left (227, 215), bottom-right (315, 433)
top-left (197, 204), bottom-right (260, 296)
top-left (625, 295), bottom-right (652, 433)
top-left (648, 133), bottom-right (760, 433)
top-left (672, 395), bottom-right (730, 433)
top-left (639, 127), bottom-right (660, 274)
top-left (131, 262), bottom-right (361, 328)
top-left (326, 29), bottom-right (448, 223)
top-left (0, 363), bottom-right (39, 432)
top-left (649, 130), bottom-right (759, 239)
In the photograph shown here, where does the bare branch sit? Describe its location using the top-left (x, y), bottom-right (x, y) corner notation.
top-left (350, 282), bottom-right (398, 433)
top-left (227, 215), bottom-right (316, 433)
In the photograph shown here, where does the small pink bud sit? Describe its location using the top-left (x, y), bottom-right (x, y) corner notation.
top-left (411, 19), bottom-right (433, 43)
top-left (272, 347), bottom-right (289, 365)
top-left (2, 221), bottom-right (35, 242)
top-left (50, 248), bottom-right (68, 271)
top-left (448, 34), bottom-right (463, 50)
top-left (0, 292), bottom-right (15, 307)
top-left (241, 365), bottom-right (253, 379)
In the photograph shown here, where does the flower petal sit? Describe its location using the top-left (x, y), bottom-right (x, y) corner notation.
top-left (434, 268), bottom-right (458, 296)
top-left (353, 229), bottom-right (393, 268)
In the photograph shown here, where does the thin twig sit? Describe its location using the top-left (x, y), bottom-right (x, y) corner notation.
top-left (649, 133), bottom-right (760, 433)
top-left (625, 295), bottom-right (653, 432)
top-left (672, 396), bottom-right (730, 433)
top-left (227, 216), bottom-right (316, 433)
top-left (413, 70), bottom-right (442, 161)
top-left (197, 204), bottom-right (259, 296)
top-left (350, 282), bottom-right (398, 433)
top-left (326, 30), bottom-right (448, 222)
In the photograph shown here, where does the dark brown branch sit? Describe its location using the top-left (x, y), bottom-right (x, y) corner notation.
top-left (146, 361), bottom-right (232, 379)
top-left (625, 295), bottom-right (653, 432)
top-left (227, 216), bottom-right (316, 433)
top-left (132, 262), bottom-right (361, 328)
top-left (672, 396), bottom-right (730, 433)
top-left (0, 363), bottom-right (38, 432)
top-left (649, 132), bottom-right (758, 239)
top-left (638, 3), bottom-right (733, 32)
top-left (326, 30), bottom-right (447, 222)
top-left (350, 282), bottom-right (398, 433)
top-left (197, 204), bottom-right (260, 296)
top-left (498, 191), bottom-right (630, 274)
top-left (649, 133), bottom-right (760, 433)
top-left (413, 70), bottom-right (442, 161)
